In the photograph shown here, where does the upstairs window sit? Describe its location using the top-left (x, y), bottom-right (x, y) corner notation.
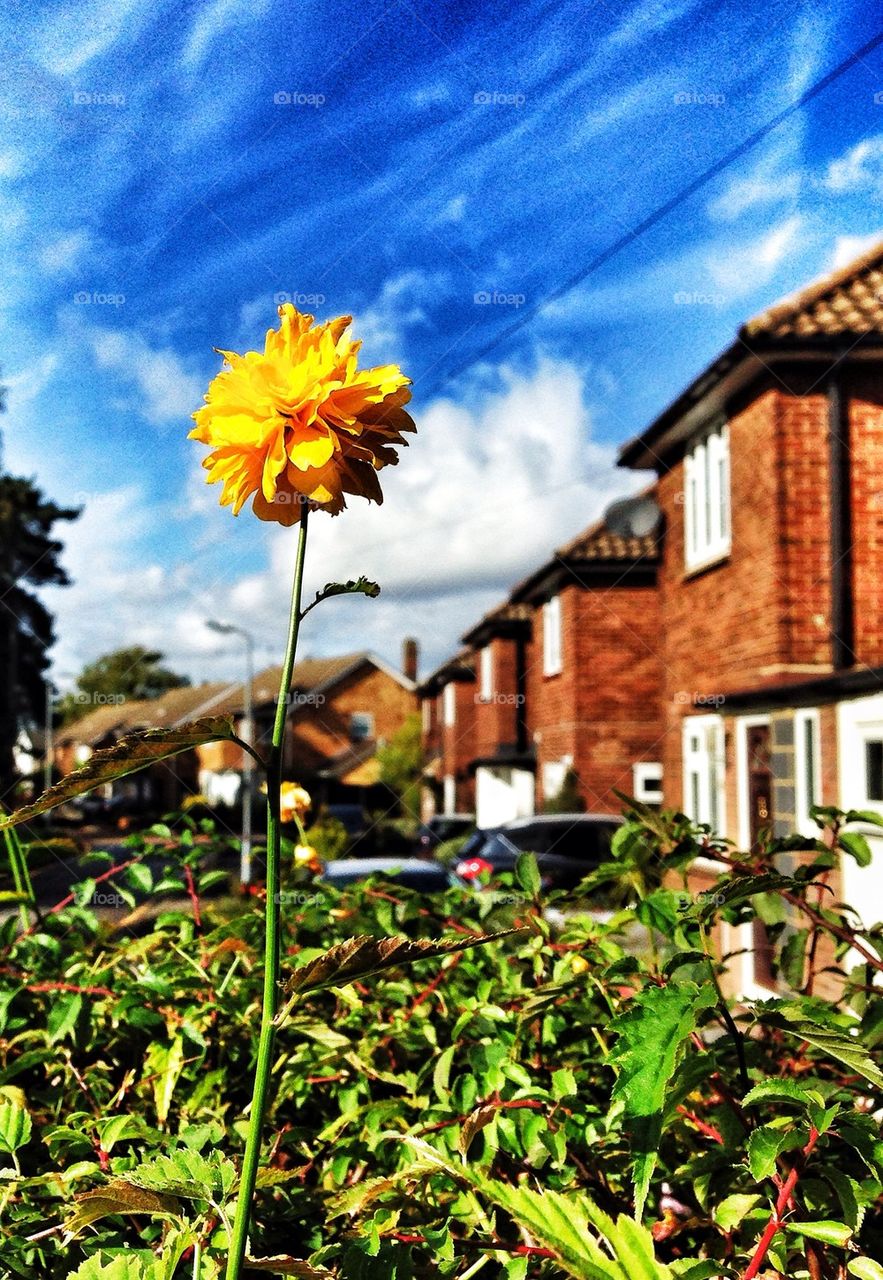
top-left (684, 420), bottom-right (730, 569)
top-left (480, 646), bottom-right (494, 701)
top-left (442, 682), bottom-right (456, 728)
top-left (683, 715), bottom-right (725, 833)
top-left (543, 595), bottom-right (562, 676)
top-left (349, 711), bottom-right (374, 742)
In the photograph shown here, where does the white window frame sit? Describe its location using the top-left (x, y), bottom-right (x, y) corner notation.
top-left (480, 646), bottom-right (494, 701)
top-left (684, 419), bottom-right (730, 570)
top-left (633, 761), bottom-right (663, 804)
top-left (542, 595), bottom-right (562, 676)
top-left (443, 773), bottom-right (456, 815)
top-left (442, 682), bottom-right (456, 728)
top-left (794, 709), bottom-right (821, 836)
top-left (683, 714), bottom-right (726, 833)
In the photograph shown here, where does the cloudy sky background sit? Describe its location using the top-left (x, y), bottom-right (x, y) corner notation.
top-left (2, 0), bottom-right (883, 685)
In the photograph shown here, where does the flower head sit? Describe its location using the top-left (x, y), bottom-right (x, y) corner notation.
top-left (279, 781), bottom-right (311, 824)
top-left (190, 305), bottom-right (415, 524)
top-left (293, 843), bottom-right (321, 873)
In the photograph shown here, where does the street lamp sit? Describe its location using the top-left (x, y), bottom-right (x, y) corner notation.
top-left (206, 620), bottom-right (255, 886)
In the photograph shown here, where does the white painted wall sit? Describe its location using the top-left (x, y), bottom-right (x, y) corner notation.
top-left (475, 765), bottom-right (535, 829)
top-left (837, 694), bottom-right (883, 931)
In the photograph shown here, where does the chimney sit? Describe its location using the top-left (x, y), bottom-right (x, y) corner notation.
top-left (402, 637), bottom-right (419, 683)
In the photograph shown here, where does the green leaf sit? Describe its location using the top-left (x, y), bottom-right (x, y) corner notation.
top-left (283, 930), bottom-right (517, 996)
top-left (0, 717), bottom-right (239, 829)
top-left (47, 993), bottom-right (82, 1044)
top-left (66, 1256), bottom-right (163, 1280)
top-left (608, 981), bottom-right (716, 1218)
top-left (712, 1193), bottom-right (761, 1232)
top-left (515, 850), bottom-right (541, 898)
top-left (0, 1099), bottom-right (31, 1154)
top-left (839, 831), bottom-right (873, 868)
top-left (127, 1148), bottom-right (236, 1203)
top-left (473, 1179), bottom-right (673, 1280)
top-left (823, 1169), bottom-right (862, 1232)
top-left (243, 1261), bottom-right (333, 1277)
top-left (303, 577), bottom-right (381, 616)
top-left (848, 1260), bottom-right (883, 1280)
top-left (126, 862), bottom-right (153, 894)
top-left (433, 1043), bottom-right (456, 1101)
top-left (65, 1179), bottom-right (180, 1237)
top-left (784, 1219), bottom-right (852, 1247)
top-left (747, 1124), bottom-right (797, 1181)
top-left (144, 1035), bottom-right (185, 1126)
top-left (844, 809), bottom-right (883, 829)
top-left (762, 1016), bottom-right (883, 1089)
top-left (742, 1079), bottom-right (815, 1107)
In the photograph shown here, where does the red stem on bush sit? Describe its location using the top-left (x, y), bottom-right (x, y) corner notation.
top-left (741, 1126), bottom-right (819, 1280)
top-left (184, 862), bottom-right (202, 932)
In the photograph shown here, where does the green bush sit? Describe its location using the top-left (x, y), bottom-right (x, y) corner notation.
top-left (0, 804), bottom-right (882, 1278)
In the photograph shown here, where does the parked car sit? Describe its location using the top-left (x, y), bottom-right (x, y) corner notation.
top-left (326, 804), bottom-right (369, 838)
top-left (319, 857), bottom-right (461, 892)
top-left (415, 813), bottom-right (475, 853)
top-left (456, 813), bottom-right (622, 892)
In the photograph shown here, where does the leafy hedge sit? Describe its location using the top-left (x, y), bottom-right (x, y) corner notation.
top-left (1, 803), bottom-right (882, 1279)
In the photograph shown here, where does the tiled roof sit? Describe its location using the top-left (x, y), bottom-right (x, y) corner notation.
top-left (557, 518), bottom-right (659, 562)
top-left (742, 238), bottom-right (883, 341)
top-left (417, 649), bottom-right (476, 694)
top-left (208, 654), bottom-right (371, 716)
top-left (56, 682), bottom-right (236, 746)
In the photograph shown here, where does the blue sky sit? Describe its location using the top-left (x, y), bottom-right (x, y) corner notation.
top-left (2, 0), bottom-right (883, 684)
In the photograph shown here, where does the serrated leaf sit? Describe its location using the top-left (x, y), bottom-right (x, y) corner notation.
top-left (515, 851), bottom-right (541, 898)
top-left (784, 1219), bottom-right (852, 1246)
top-left (283, 930), bottom-right (516, 996)
top-left (144, 1035), bottom-right (185, 1126)
top-left (762, 1016), bottom-right (883, 1089)
top-left (305, 577), bottom-right (380, 614)
top-left (747, 1124), bottom-right (795, 1181)
top-left (608, 982), bottom-right (716, 1218)
top-left (742, 1079), bottom-right (814, 1107)
top-left (0, 1099), bottom-right (31, 1154)
top-left (66, 1179), bottom-right (180, 1237)
top-left (66, 1255), bottom-right (163, 1280)
top-left (433, 1043), bottom-right (456, 1102)
top-left (127, 1148), bottom-right (236, 1203)
top-left (0, 717), bottom-right (238, 829)
top-left (823, 1169), bottom-right (862, 1232)
top-left (47, 992), bottom-right (82, 1044)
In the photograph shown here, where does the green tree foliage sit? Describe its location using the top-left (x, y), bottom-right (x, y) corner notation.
top-left (542, 766), bottom-right (586, 814)
top-left (0, 427), bottom-right (80, 793)
top-left (376, 712), bottom-right (423, 821)
top-left (60, 646), bottom-right (191, 723)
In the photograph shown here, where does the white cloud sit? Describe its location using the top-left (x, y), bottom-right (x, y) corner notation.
top-left (705, 217), bottom-right (802, 294)
top-left (829, 230), bottom-right (883, 270)
top-left (437, 195), bottom-right (467, 224)
top-left (30, 0), bottom-right (147, 75)
top-left (38, 229), bottom-right (94, 276)
top-left (181, 0), bottom-right (272, 70)
top-left (707, 164), bottom-right (801, 221)
top-left (86, 327), bottom-right (203, 425)
top-left (0, 149), bottom-right (28, 179)
top-left (354, 269), bottom-right (451, 361)
top-left (5, 354), bottom-right (59, 406)
top-left (821, 136), bottom-right (883, 194)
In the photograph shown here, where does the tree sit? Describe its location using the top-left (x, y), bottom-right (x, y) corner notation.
top-left (59, 646), bottom-right (190, 723)
top-left (0, 469), bottom-right (80, 798)
top-left (376, 713), bottom-right (423, 821)
top-left (541, 766), bottom-right (585, 814)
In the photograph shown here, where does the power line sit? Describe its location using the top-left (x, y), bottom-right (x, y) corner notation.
top-left (419, 27), bottom-right (883, 400)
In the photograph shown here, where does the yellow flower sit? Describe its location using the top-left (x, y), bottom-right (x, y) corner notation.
top-left (279, 782), bottom-right (311, 824)
top-left (293, 844), bottom-right (321, 872)
top-left (190, 304), bottom-right (415, 524)
top-left (570, 955), bottom-right (589, 975)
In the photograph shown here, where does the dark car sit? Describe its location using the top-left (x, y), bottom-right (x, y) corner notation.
top-left (326, 804), bottom-right (369, 838)
top-left (416, 813), bottom-right (475, 853)
top-left (319, 857), bottom-right (461, 892)
top-left (456, 813), bottom-right (622, 892)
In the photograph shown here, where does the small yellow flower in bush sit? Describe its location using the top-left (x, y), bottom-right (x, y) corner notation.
top-left (293, 844), bottom-right (321, 872)
top-left (189, 304), bottom-right (415, 524)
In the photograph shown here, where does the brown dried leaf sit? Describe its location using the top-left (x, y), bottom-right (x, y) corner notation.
top-left (284, 930), bottom-right (517, 996)
top-left (244, 1260), bottom-right (333, 1277)
top-left (0, 718), bottom-right (239, 829)
top-left (459, 1103), bottom-right (499, 1156)
top-left (65, 1178), bottom-right (180, 1237)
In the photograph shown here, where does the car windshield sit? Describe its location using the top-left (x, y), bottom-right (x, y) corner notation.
top-left (504, 821), bottom-right (618, 863)
top-left (325, 865), bottom-right (451, 890)
top-left (430, 818), bottom-right (473, 840)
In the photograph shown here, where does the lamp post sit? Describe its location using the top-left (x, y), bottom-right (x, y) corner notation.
top-left (206, 621), bottom-right (255, 886)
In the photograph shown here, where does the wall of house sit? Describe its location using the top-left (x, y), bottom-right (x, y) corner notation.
top-left (527, 582), bottom-right (663, 813)
top-left (284, 665), bottom-right (415, 778)
top-left (472, 638), bottom-right (524, 759)
top-left (848, 367), bottom-right (883, 665)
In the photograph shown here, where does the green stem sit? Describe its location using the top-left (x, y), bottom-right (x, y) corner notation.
top-left (225, 505), bottom-right (310, 1280)
top-left (700, 922), bottom-right (750, 1095)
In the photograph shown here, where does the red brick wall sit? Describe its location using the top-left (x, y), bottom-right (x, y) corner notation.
top-left (472, 638), bottom-right (523, 757)
top-left (286, 665), bottom-right (415, 776)
top-left (848, 368), bottom-right (883, 665)
top-left (527, 583), bottom-right (663, 813)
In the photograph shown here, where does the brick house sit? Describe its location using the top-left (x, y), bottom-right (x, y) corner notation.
top-left (419, 513), bottom-right (664, 827)
top-left (56, 649), bottom-right (417, 817)
top-left (618, 239), bottom-right (883, 994)
top-left (417, 651), bottom-right (476, 818)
